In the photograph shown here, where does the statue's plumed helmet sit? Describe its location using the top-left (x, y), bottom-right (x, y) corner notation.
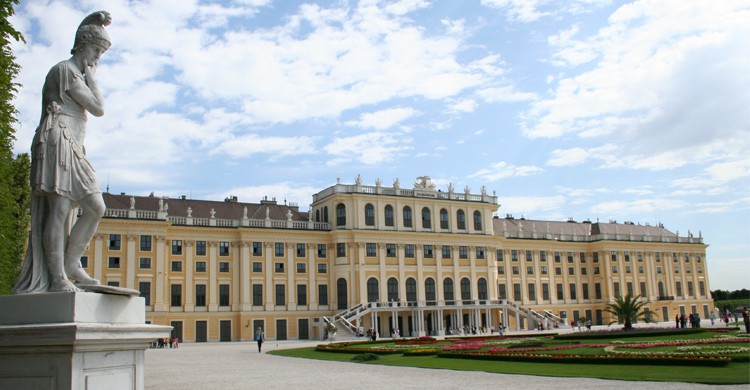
top-left (71, 11), bottom-right (111, 55)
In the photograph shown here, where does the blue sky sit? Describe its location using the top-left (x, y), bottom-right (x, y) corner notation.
top-left (10, 0), bottom-right (749, 290)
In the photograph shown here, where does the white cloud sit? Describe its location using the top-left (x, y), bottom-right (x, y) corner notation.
top-left (477, 86), bottom-right (537, 103)
top-left (205, 182), bottom-right (320, 209)
top-left (346, 107), bottom-right (419, 130)
top-left (214, 134), bottom-right (318, 159)
top-left (481, 0), bottom-right (611, 23)
top-left (499, 195), bottom-right (567, 215)
top-left (324, 132), bottom-right (412, 165)
top-left (592, 198), bottom-right (688, 217)
top-left (450, 99), bottom-right (477, 113)
top-left (469, 161), bottom-right (543, 182)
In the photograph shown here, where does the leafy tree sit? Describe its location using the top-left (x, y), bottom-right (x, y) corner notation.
top-left (0, 0), bottom-right (27, 295)
top-left (603, 294), bottom-right (653, 330)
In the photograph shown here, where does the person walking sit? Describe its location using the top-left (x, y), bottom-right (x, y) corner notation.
top-left (255, 327), bottom-right (265, 353)
top-left (743, 307), bottom-right (750, 334)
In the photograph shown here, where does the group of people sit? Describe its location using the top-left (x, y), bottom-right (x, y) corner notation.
top-left (675, 313), bottom-right (702, 328)
top-left (153, 337), bottom-right (179, 349)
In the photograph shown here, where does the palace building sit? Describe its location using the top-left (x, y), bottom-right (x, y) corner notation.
top-left (82, 177), bottom-right (712, 342)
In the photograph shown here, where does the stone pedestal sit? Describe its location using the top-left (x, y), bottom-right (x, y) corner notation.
top-left (0, 292), bottom-right (171, 390)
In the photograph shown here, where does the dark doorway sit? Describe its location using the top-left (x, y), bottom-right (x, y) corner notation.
top-left (220, 320), bottom-right (231, 342)
top-left (276, 319), bottom-right (287, 340)
top-left (298, 319), bottom-right (309, 340)
top-left (195, 320), bottom-right (207, 342)
top-left (170, 321), bottom-right (183, 342)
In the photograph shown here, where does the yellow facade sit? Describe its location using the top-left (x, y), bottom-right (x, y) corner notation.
top-left (84, 180), bottom-right (711, 341)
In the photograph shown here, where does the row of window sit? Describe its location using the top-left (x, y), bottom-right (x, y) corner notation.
top-left (497, 264), bottom-right (704, 276)
top-left (167, 283), bottom-right (328, 308)
top-left (101, 256), bottom-right (330, 274)
top-left (332, 204), bottom-right (484, 231)
top-left (498, 279), bottom-right (707, 301)
top-left (498, 250), bottom-right (704, 264)
top-left (361, 244), bottom-right (485, 259)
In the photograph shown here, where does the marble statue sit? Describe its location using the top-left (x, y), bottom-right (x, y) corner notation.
top-left (14, 11), bottom-right (112, 293)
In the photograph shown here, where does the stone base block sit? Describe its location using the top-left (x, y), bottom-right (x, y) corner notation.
top-left (0, 292), bottom-right (170, 390)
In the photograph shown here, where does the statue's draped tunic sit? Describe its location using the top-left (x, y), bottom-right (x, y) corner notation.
top-left (14, 60), bottom-right (101, 293)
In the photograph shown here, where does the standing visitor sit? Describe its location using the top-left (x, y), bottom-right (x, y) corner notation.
top-left (255, 327), bottom-right (265, 353)
top-left (710, 312), bottom-right (715, 326)
top-left (743, 307), bottom-right (750, 333)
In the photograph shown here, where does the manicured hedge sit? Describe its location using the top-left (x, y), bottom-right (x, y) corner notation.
top-left (437, 351), bottom-right (731, 367)
top-left (554, 328), bottom-right (706, 340)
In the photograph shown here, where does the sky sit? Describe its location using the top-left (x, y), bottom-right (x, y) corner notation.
top-left (9, 0), bottom-right (750, 291)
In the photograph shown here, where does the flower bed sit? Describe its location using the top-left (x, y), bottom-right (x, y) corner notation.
top-left (553, 327), bottom-right (706, 340)
top-left (438, 351), bottom-right (732, 367)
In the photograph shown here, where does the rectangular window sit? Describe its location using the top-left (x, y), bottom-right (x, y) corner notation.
top-left (614, 282), bottom-right (621, 297)
top-left (687, 281), bottom-right (694, 297)
top-left (139, 257), bottom-right (151, 269)
top-left (219, 284), bottom-right (230, 306)
top-left (108, 257), bottom-right (121, 269)
top-left (569, 284), bottom-right (577, 300)
top-left (541, 265), bottom-right (548, 275)
top-left (638, 266), bottom-right (644, 274)
top-left (252, 284), bottom-right (263, 306)
top-left (459, 246), bottom-right (468, 259)
top-left (568, 267), bottom-right (575, 275)
top-left (275, 263), bottom-right (284, 273)
top-left (526, 265), bottom-right (534, 275)
top-left (512, 266), bottom-right (520, 275)
top-left (674, 266), bottom-right (680, 274)
top-left (513, 283), bottom-right (521, 301)
top-left (171, 284), bottom-right (182, 306)
top-left (219, 262), bottom-right (229, 272)
top-left (252, 242), bottom-right (262, 256)
top-left (611, 251), bottom-right (617, 262)
top-left (686, 266), bottom-right (691, 274)
top-left (195, 261), bottom-right (206, 272)
top-left (673, 253), bottom-right (678, 262)
top-left (676, 281), bottom-right (682, 296)
top-left (593, 252), bottom-right (599, 263)
top-left (625, 265), bottom-right (631, 273)
top-left (656, 252), bottom-right (661, 262)
top-left (554, 252), bottom-right (561, 263)
top-left (424, 245), bottom-right (434, 258)
top-left (109, 234), bottom-right (121, 250)
top-left (252, 262), bottom-right (262, 272)
top-left (196, 241), bottom-right (207, 256)
top-left (624, 251), bottom-right (630, 262)
top-left (219, 241), bottom-right (230, 256)
top-left (296, 243), bottom-right (306, 257)
top-left (527, 283), bottom-right (536, 301)
top-left (540, 251), bottom-right (547, 262)
top-left (555, 267), bottom-right (562, 276)
top-left (498, 283), bottom-right (506, 300)
top-left (275, 284), bottom-right (285, 306)
top-left (317, 244), bottom-right (327, 258)
top-left (497, 250), bottom-right (504, 262)
top-left (640, 281), bottom-right (647, 296)
top-left (317, 263), bottom-right (327, 274)
top-left (336, 243), bottom-right (346, 257)
top-left (567, 252), bottom-right (574, 263)
top-left (195, 284), bottom-right (206, 307)
top-left (366, 243), bottom-right (377, 257)
top-left (140, 235), bottom-right (152, 251)
top-left (542, 283), bottom-right (550, 300)
top-left (581, 267), bottom-right (587, 275)
top-left (139, 282), bottom-right (151, 305)
top-left (594, 266), bottom-right (600, 275)
top-left (612, 265), bottom-right (618, 273)
top-left (627, 282), bottom-right (633, 296)
top-left (476, 247), bottom-right (485, 259)
top-left (297, 284), bottom-right (307, 306)
top-left (171, 261), bottom-right (182, 272)
top-left (698, 266), bottom-right (703, 273)
top-left (595, 283), bottom-right (602, 299)
top-left (274, 243), bottom-right (284, 257)
top-left (579, 252), bottom-right (586, 263)
top-left (526, 250), bottom-right (533, 262)
top-left (386, 244), bottom-right (397, 257)
top-left (684, 254), bottom-right (690, 263)
top-left (81, 256), bottom-right (88, 268)
top-left (582, 283), bottom-right (589, 300)
top-left (405, 244), bottom-right (415, 258)
top-left (318, 284), bottom-right (328, 306)
top-left (497, 265), bottom-right (505, 275)
top-left (512, 250), bottom-right (519, 262)
top-left (172, 240), bottom-right (182, 255)
top-left (657, 266), bottom-right (662, 274)
top-left (556, 283), bottom-right (564, 301)
top-left (638, 252), bottom-right (643, 262)
top-left (296, 263), bottom-right (306, 274)
top-left (699, 281), bottom-right (705, 296)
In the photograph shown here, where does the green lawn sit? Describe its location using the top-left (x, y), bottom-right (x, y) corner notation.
top-left (269, 330), bottom-right (750, 385)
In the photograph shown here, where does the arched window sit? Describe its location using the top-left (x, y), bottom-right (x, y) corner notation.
top-left (473, 211), bottom-right (482, 231)
top-left (425, 278), bottom-right (436, 306)
top-left (323, 206), bottom-right (329, 223)
top-left (365, 203), bottom-right (375, 226)
top-left (315, 209), bottom-right (320, 222)
top-left (461, 277), bottom-right (471, 303)
top-left (337, 278), bottom-right (348, 310)
top-left (440, 208), bottom-right (449, 229)
top-left (384, 205), bottom-right (394, 227)
top-left (422, 207), bottom-right (431, 229)
top-left (406, 278), bottom-right (417, 302)
top-left (403, 206), bottom-right (413, 228)
top-left (443, 278), bottom-right (454, 303)
top-left (457, 210), bottom-right (466, 230)
top-left (478, 278), bottom-right (488, 301)
top-left (367, 278), bottom-right (379, 303)
top-left (387, 277), bottom-right (399, 302)
top-left (336, 204), bottom-right (346, 227)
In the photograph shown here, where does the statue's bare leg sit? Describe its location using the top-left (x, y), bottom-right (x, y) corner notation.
top-left (43, 194), bottom-right (79, 292)
top-left (65, 193), bottom-right (105, 285)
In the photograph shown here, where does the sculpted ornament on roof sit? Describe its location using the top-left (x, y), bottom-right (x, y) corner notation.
top-left (414, 176), bottom-right (436, 190)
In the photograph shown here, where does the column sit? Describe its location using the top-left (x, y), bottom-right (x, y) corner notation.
top-left (184, 240), bottom-right (194, 311)
top-left (240, 242), bottom-right (251, 311)
top-left (308, 243), bottom-right (316, 309)
top-left (126, 234), bottom-right (137, 289)
top-left (287, 243), bottom-right (296, 310)
top-left (231, 241), bottom-right (240, 311)
top-left (264, 243), bottom-right (273, 310)
top-left (208, 241), bottom-right (218, 311)
top-left (93, 234), bottom-right (104, 282)
top-left (469, 247), bottom-right (478, 300)
top-left (153, 236), bottom-right (166, 312)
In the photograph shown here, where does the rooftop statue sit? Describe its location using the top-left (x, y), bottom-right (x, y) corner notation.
top-left (14, 11), bottom-right (111, 293)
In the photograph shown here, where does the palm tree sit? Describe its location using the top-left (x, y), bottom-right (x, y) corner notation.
top-left (604, 294), bottom-right (653, 330)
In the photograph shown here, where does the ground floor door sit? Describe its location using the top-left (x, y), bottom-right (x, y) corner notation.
top-left (220, 320), bottom-right (231, 342)
top-left (298, 319), bottom-right (309, 340)
top-left (170, 321), bottom-right (183, 342)
top-left (276, 319), bottom-right (287, 340)
top-left (196, 320), bottom-right (207, 342)
top-left (662, 306), bottom-right (669, 322)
